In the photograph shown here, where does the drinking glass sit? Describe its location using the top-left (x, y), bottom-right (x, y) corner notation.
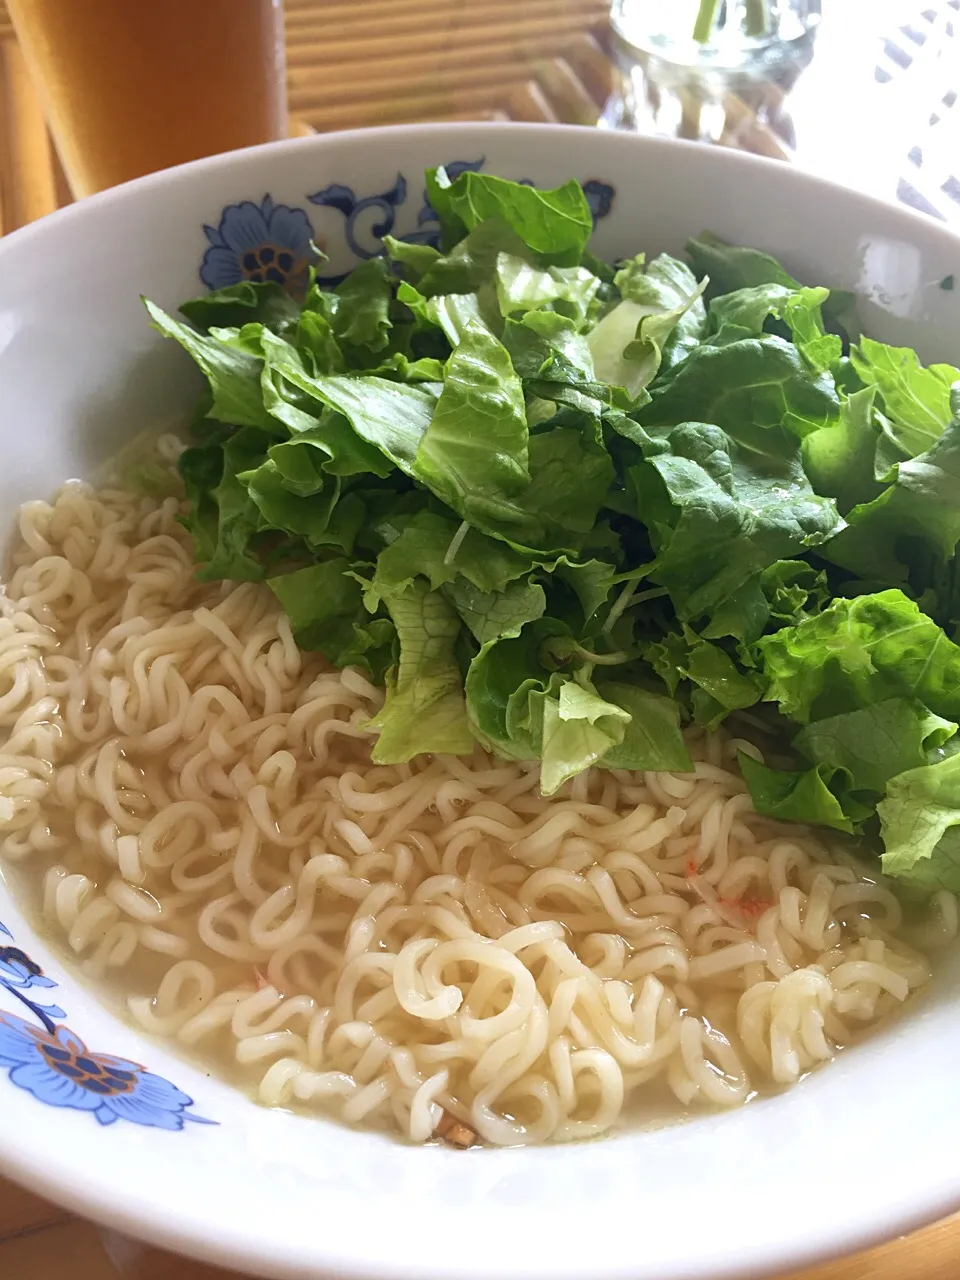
top-left (611, 0), bottom-right (821, 75)
top-left (6, 0), bottom-right (287, 198)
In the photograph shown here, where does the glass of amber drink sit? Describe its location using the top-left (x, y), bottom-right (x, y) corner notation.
top-left (6, 0), bottom-right (287, 198)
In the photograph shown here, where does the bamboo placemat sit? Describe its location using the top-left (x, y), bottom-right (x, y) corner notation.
top-left (1, 1), bottom-right (960, 1277)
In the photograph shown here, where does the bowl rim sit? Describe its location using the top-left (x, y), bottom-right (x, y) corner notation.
top-left (3, 115), bottom-right (960, 264)
top-left (3, 120), bottom-right (960, 1280)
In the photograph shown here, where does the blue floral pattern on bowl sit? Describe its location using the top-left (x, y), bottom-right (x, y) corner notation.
top-left (200, 194), bottom-right (318, 294)
top-left (582, 178), bottom-right (615, 222)
top-left (308, 170), bottom-right (409, 264)
top-left (0, 920), bottom-right (213, 1131)
top-left (196, 157), bottom-right (616, 292)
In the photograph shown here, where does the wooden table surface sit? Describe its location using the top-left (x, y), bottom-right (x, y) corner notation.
top-left (1, 0), bottom-right (959, 1276)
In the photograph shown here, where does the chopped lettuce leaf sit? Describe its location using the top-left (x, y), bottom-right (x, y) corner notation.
top-left (370, 509), bottom-right (531, 600)
top-left (446, 576), bottom-right (546, 646)
top-left (240, 455), bottom-right (339, 546)
top-left (706, 283), bottom-right (841, 373)
top-left (268, 558), bottom-right (394, 679)
top-left (180, 280), bottom-right (301, 334)
top-left (641, 336), bottom-right (841, 450)
top-left (494, 253), bottom-right (601, 321)
top-left (795, 698), bottom-right (957, 797)
top-left (147, 172), bottom-right (960, 874)
top-left (382, 234), bottom-right (442, 280)
top-left (504, 311), bottom-right (596, 385)
top-left (398, 280), bottom-right (493, 346)
top-left (367, 581), bottom-right (474, 761)
top-left (285, 374), bottom-right (439, 473)
top-left (428, 167), bottom-right (593, 264)
top-left (686, 231), bottom-right (799, 294)
top-left (879, 753), bottom-right (960, 890)
top-left (554, 558), bottom-right (619, 626)
top-left (536, 680), bottom-right (630, 794)
top-left (597, 682), bottom-right (693, 771)
top-left (850, 337), bottom-right (960, 458)
top-left (415, 323), bottom-right (530, 526)
top-left (588, 254), bottom-right (707, 399)
top-left (802, 386), bottom-right (885, 514)
top-left (197, 428), bottom-right (276, 581)
top-left (627, 421), bottom-right (842, 620)
top-left (645, 629), bottom-right (762, 729)
top-left (822, 415), bottom-right (960, 585)
top-left (415, 218), bottom-right (531, 298)
top-left (332, 257), bottom-right (393, 353)
top-left (739, 753), bottom-right (854, 833)
top-left (758, 589), bottom-right (960, 725)
top-left (145, 300), bottom-right (274, 431)
top-left (465, 617), bottom-right (568, 761)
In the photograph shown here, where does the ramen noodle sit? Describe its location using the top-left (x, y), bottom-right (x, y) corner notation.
top-left (0, 438), bottom-right (953, 1145)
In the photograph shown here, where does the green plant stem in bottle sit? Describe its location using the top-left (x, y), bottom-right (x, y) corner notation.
top-left (693, 0), bottom-right (772, 43)
top-left (693, 0), bottom-right (720, 42)
top-left (744, 0), bottom-right (771, 36)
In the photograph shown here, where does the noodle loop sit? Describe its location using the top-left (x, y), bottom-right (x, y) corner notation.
top-left (0, 451), bottom-right (950, 1144)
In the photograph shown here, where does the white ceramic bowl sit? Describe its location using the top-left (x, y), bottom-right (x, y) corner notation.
top-left (1, 124), bottom-right (960, 1280)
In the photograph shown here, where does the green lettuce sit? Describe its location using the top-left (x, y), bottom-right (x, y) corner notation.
top-left (367, 581), bottom-right (474, 762)
top-left (447, 576), bottom-right (546, 646)
top-left (758, 589), bottom-right (960, 724)
top-left (146, 170), bottom-right (960, 897)
top-left (686, 231), bottom-right (799, 293)
top-left (626, 421), bottom-right (842, 621)
top-left (850, 337), bottom-right (960, 458)
top-left (331, 257), bottom-right (393, 354)
top-left (180, 280), bottom-right (301, 334)
top-left (145, 301), bottom-right (275, 430)
top-left (535, 679), bottom-right (631, 794)
top-left (414, 323), bottom-right (530, 525)
top-left (879, 753), bottom-right (960, 890)
top-left (588, 253), bottom-right (706, 399)
top-left (268, 559), bottom-right (394, 679)
top-left (821, 413), bottom-right (960, 587)
top-left (738, 753), bottom-right (854, 833)
top-left (640, 336), bottom-right (841, 451)
top-left (705, 283), bottom-right (841, 373)
top-left (802, 386), bottom-right (886, 513)
top-left (597, 682), bottom-right (693, 771)
top-left (426, 167), bottom-right (594, 264)
top-left (494, 252), bottom-right (601, 322)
